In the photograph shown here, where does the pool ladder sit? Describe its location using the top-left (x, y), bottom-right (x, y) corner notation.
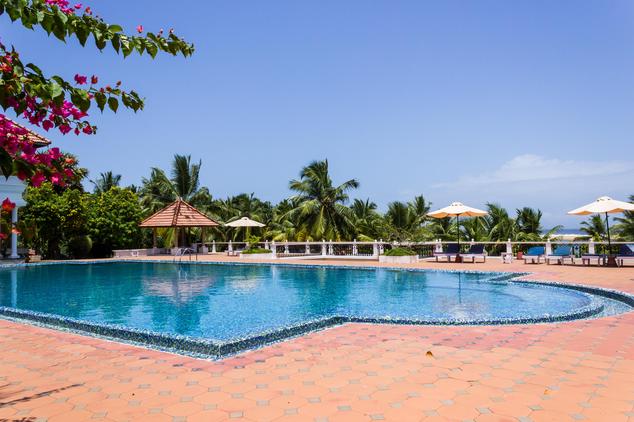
top-left (173, 247), bottom-right (198, 262)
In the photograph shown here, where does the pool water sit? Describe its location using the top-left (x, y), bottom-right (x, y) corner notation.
top-left (0, 262), bottom-right (601, 341)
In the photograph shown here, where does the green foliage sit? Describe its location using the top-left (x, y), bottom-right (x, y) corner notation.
top-left (21, 182), bottom-right (88, 258)
top-left (67, 234), bottom-right (92, 258)
top-left (87, 187), bottom-right (143, 257)
top-left (91, 171), bottom-right (121, 193)
top-left (614, 195), bottom-right (634, 241)
top-left (21, 184), bottom-right (142, 258)
top-left (285, 159), bottom-right (359, 240)
top-left (241, 248), bottom-right (271, 254)
top-left (384, 247), bottom-right (416, 256)
top-left (140, 154), bottom-right (211, 214)
top-left (0, 1), bottom-right (194, 58)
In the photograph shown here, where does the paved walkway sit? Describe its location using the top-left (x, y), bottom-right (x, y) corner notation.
top-left (1, 258), bottom-right (633, 422)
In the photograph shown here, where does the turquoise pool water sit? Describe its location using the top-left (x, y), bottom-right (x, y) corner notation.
top-left (0, 262), bottom-right (605, 343)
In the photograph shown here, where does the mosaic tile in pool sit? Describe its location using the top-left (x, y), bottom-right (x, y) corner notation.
top-left (0, 262), bottom-right (605, 343)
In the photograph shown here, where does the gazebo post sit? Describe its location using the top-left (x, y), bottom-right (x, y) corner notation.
top-left (152, 228), bottom-right (157, 255)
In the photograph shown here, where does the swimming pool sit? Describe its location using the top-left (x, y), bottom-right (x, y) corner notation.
top-left (0, 262), bottom-right (631, 358)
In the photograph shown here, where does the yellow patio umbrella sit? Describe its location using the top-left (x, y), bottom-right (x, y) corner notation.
top-left (427, 202), bottom-right (488, 251)
top-left (567, 196), bottom-right (634, 255)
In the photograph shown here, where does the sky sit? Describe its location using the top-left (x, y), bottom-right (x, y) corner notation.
top-left (4, 1), bottom-right (634, 228)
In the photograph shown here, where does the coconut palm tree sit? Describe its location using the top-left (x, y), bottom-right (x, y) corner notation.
top-left (286, 160), bottom-right (359, 240)
top-left (351, 198), bottom-right (386, 240)
top-left (614, 195), bottom-right (634, 241)
top-left (482, 203), bottom-right (515, 241)
top-left (139, 154), bottom-right (211, 214)
top-left (91, 171), bottom-right (121, 194)
top-left (580, 215), bottom-right (607, 241)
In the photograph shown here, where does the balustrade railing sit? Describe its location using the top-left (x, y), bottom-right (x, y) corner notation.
top-left (118, 238), bottom-right (632, 260)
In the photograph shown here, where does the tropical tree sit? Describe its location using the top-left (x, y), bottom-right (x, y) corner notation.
top-left (482, 203), bottom-right (515, 241)
top-left (350, 198), bottom-right (386, 240)
top-left (614, 195), bottom-right (634, 241)
top-left (139, 154), bottom-right (211, 213)
top-left (580, 215), bottom-right (607, 241)
top-left (286, 160), bottom-right (359, 240)
top-left (88, 187), bottom-right (143, 256)
top-left (91, 171), bottom-right (121, 193)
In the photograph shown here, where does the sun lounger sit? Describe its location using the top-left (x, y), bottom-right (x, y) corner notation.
top-left (523, 246), bottom-right (545, 264)
top-left (434, 243), bottom-right (460, 262)
top-left (581, 254), bottom-right (607, 266)
top-left (616, 244), bottom-right (634, 267)
top-left (545, 245), bottom-right (574, 265)
top-left (461, 244), bottom-right (486, 263)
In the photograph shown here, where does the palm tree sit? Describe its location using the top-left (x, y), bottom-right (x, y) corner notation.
top-left (614, 195), bottom-right (634, 241)
top-left (351, 198), bottom-right (386, 240)
top-left (91, 171), bottom-right (121, 194)
top-left (514, 207), bottom-right (562, 241)
top-left (482, 203), bottom-right (515, 241)
top-left (286, 160), bottom-right (359, 240)
top-left (139, 154), bottom-right (211, 214)
top-left (580, 215), bottom-right (607, 241)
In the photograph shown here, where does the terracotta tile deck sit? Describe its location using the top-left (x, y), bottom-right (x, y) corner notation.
top-left (1, 257), bottom-right (633, 422)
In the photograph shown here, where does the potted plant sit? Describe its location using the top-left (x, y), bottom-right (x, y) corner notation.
top-left (379, 247), bottom-right (418, 264)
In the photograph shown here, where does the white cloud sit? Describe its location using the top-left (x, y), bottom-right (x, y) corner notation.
top-left (433, 154), bottom-right (634, 188)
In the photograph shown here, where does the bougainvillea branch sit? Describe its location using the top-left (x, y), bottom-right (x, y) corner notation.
top-left (0, 0), bottom-right (193, 211)
top-left (0, 0), bottom-right (194, 58)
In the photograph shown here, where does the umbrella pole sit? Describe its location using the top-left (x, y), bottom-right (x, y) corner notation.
top-left (456, 214), bottom-right (462, 263)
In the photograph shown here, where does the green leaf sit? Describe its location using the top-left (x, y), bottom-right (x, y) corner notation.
top-left (0, 148), bottom-right (14, 178)
top-left (146, 42), bottom-right (158, 58)
top-left (107, 97), bottom-right (119, 112)
top-left (95, 92), bottom-right (107, 111)
top-left (108, 24), bottom-right (123, 33)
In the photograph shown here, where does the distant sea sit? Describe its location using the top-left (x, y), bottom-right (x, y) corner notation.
top-left (555, 228), bottom-right (583, 235)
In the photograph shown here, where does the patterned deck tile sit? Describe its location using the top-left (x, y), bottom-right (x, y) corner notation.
top-left (1, 258), bottom-right (634, 421)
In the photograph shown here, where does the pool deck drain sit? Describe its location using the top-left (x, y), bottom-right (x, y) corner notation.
top-left (0, 257), bottom-right (633, 421)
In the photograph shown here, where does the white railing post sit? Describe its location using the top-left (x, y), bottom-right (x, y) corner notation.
top-left (212, 240), bottom-right (217, 253)
top-left (328, 240), bottom-right (334, 255)
top-left (271, 240), bottom-right (277, 258)
top-left (321, 239), bottom-right (327, 256)
top-left (506, 239), bottom-right (512, 254)
top-left (228, 240), bottom-right (233, 253)
top-left (545, 238), bottom-right (552, 256)
top-left (305, 241), bottom-right (310, 254)
top-left (373, 240), bottom-right (378, 257)
top-left (588, 239), bottom-right (595, 255)
top-left (470, 238), bottom-right (475, 247)
top-left (379, 239), bottom-right (384, 254)
top-left (265, 240), bottom-right (269, 250)
top-left (284, 240), bottom-right (290, 254)
top-left (353, 239), bottom-right (358, 256)
top-left (436, 239), bottom-right (443, 253)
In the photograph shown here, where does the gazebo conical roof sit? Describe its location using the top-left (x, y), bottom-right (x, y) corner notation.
top-left (139, 198), bottom-right (219, 228)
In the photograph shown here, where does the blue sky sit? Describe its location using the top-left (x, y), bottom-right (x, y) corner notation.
top-left (4, 1), bottom-right (634, 227)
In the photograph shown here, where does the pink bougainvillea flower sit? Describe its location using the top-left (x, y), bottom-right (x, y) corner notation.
top-left (0, 233), bottom-right (7, 240)
top-left (11, 227), bottom-right (21, 235)
top-left (136, 25), bottom-right (143, 33)
top-left (82, 125), bottom-right (93, 134)
top-left (74, 74), bottom-right (87, 85)
top-left (30, 172), bottom-right (46, 187)
top-left (90, 75), bottom-right (98, 84)
top-left (1, 198), bottom-right (15, 213)
top-left (42, 120), bottom-right (54, 131)
top-left (50, 173), bottom-right (62, 185)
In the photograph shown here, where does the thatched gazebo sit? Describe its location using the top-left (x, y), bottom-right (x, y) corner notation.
top-left (139, 198), bottom-right (219, 253)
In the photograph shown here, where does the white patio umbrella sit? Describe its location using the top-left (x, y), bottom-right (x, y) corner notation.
top-left (225, 217), bottom-right (265, 241)
top-left (427, 202), bottom-right (488, 250)
top-left (567, 196), bottom-right (634, 255)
